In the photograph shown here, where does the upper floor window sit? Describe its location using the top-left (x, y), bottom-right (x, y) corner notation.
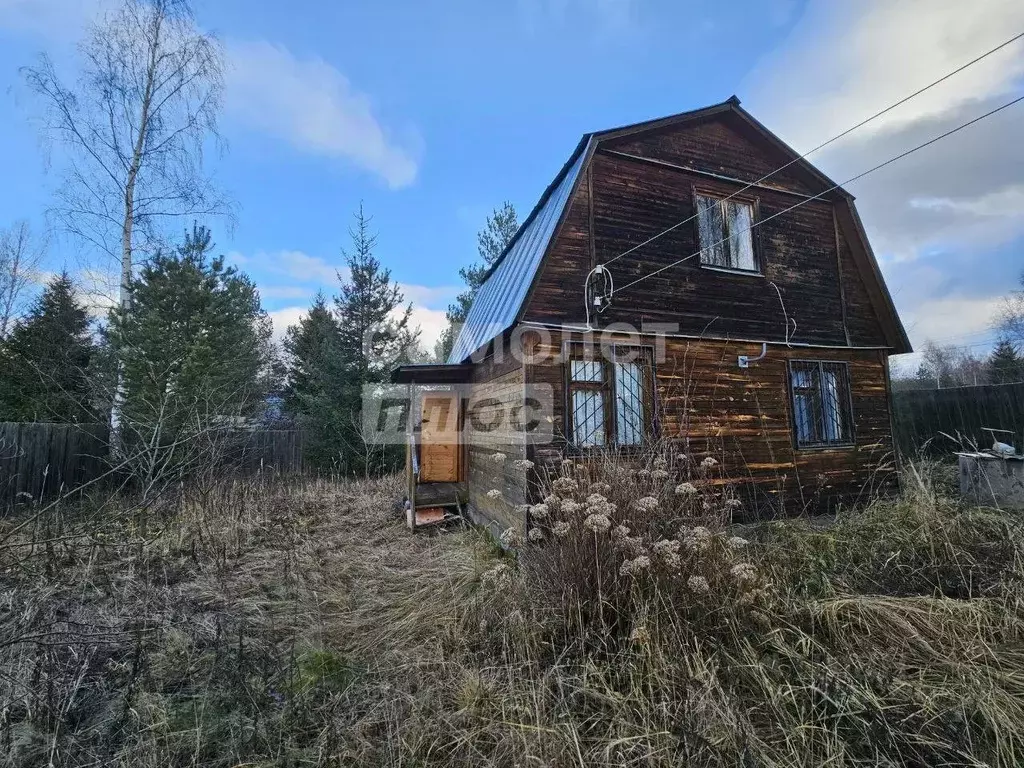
top-left (695, 193), bottom-right (758, 272)
top-left (566, 344), bottom-right (654, 449)
top-left (789, 360), bottom-right (854, 448)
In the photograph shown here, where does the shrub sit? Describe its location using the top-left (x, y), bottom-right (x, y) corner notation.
top-left (465, 445), bottom-right (1024, 766)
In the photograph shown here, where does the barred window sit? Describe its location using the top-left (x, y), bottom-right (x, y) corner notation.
top-left (566, 344), bottom-right (654, 449)
top-left (695, 192), bottom-right (758, 272)
top-left (789, 360), bottom-right (854, 448)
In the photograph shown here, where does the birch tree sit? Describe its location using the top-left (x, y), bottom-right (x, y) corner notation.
top-left (22, 0), bottom-right (227, 310)
top-left (0, 220), bottom-right (45, 338)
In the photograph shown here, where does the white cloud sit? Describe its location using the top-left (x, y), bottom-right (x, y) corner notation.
top-left (743, 0), bottom-right (1024, 352)
top-left (745, 0), bottom-right (1024, 150)
top-left (902, 296), bottom-right (1002, 347)
top-left (259, 285), bottom-right (312, 301)
top-left (268, 306), bottom-right (305, 345)
top-left (406, 305), bottom-right (449, 352)
top-left (224, 40), bottom-right (419, 189)
top-left (230, 249), bottom-right (342, 285)
top-left (398, 283), bottom-right (458, 308)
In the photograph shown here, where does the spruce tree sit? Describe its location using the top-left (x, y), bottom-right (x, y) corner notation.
top-left (0, 271), bottom-right (95, 422)
top-left (437, 201), bottom-right (518, 361)
top-left (106, 225), bottom-right (274, 439)
top-left (334, 204), bottom-right (417, 474)
top-left (282, 291), bottom-right (346, 467)
top-left (988, 338), bottom-right (1024, 384)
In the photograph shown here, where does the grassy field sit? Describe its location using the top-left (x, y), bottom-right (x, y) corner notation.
top-left (2, 457), bottom-right (1024, 766)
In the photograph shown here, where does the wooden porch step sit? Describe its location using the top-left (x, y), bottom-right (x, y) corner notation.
top-left (414, 507), bottom-right (458, 527)
top-left (414, 481), bottom-right (467, 508)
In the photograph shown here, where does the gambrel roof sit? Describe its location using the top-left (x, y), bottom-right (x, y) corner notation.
top-left (447, 98), bottom-right (911, 363)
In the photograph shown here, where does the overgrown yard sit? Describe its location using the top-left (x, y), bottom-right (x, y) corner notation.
top-left (3, 458), bottom-right (1024, 766)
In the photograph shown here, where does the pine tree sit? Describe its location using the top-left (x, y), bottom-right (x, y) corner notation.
top-left (0, 271), bottom-right (95, 422)
top-left (333, 204), bottom-right (417, 474)
top-left (437, 201), bottom-right (518, 361)
top-left (282, 291), bottom-right (346, 467)
top-left (106, 224), bottom-right (274, 439)
top-left (988, 338), bottom-right (1024, 384)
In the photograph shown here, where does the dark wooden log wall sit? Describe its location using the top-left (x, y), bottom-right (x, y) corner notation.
top-left (466, 349), bottom-right (528, 530)
top-left (523, 112), bottom-right (887, 348)
top-left (524, 331), bottom-right (898, 517)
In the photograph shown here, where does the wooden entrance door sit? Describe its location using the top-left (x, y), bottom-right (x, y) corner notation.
top-left (419, 393), bottom-right (460, 482)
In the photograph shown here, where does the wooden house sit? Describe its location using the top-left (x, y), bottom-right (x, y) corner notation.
top-left (391, 97), bottom-right (911, 533)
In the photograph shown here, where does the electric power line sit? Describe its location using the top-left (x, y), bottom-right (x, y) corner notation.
top-left (603, 30), bottom-right (1024, 268)
top-left (614, 93), bottom-right (1024, 294)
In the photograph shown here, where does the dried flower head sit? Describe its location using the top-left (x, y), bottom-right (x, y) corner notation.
top-left (653, 538), bottom-right (680, 556)
top-left (486, 489), bottom-right (503, 500)
top-left (543, 494), bottom-right (562, 512)
top-left (530, 503), bottom-right (549, 520)
top-left (675, 482), bottom-right (698, 496)
top-left (588, 482), bottom-right (612, 495)
top-left (586, 493), bottom-right (608, 507)
top-left (727, 536), bottom-right (749, 550)
top-left (651, 469), bottom-right (670, 482)
top-left (584, 513), bottom-right (612, 534)
top-left (612, 524), bottom-right (631, 540)
top-left (731, 562), bottom-right (758, 584)
top-left (553, 520), bottom-right (572, 538)
top-left (653, 456), bottom-right (668, 470)
top-left (682, 526), bottom-right (712, 553)
top-left (552, 477), bottom-right (578, 494)
top-left (636, 469), bottom-right (652, 481)
top-left (700, 456), bottom-right (719, 470)
top-left (500, 527), bottom-right (523, 548)
top-left (561, 500), bottom-right (582, 516)
top-left (512, 459), bottom-right (535, 471)
top-left (515, 504), bottom-right (531, 516)
top-left (687, 575), bottom-right (711, 595)
top-left (528, 527), bottom-right (545, 543)
top-left (481, 563), bottom-right (512, 587)
top-left (725, 498), bottom-right (742, 510)
top-left (635, 496), bottom-right (659, 513)
top-left (675, 452), bottom-right (689, 462)
top-left (620, 555), bottom-right (652, 577)
top-left (490, 452), bottom-right (507, 463)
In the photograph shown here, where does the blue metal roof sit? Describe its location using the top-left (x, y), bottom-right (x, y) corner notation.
top-left (448, 140), bottom-right (591, 364)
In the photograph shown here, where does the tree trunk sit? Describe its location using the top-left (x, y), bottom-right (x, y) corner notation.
top-left (112, 6), bottom-right (161, 451)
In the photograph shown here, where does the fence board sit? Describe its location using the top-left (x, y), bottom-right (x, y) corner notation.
top-left (0, 424), bottom-right (305, 508)
top-left (0, 423), bottom-right (109, 506)
top-left (893, 383), bottom-right (1024, 457)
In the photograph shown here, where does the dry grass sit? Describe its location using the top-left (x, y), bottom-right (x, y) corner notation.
top-left (2, 456), bottom-right (1024, 766)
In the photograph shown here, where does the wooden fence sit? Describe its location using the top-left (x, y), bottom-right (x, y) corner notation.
top-left (0, 423), bottom-right (110, 507)
top-left (892, 382), bottom-right (1024, 457)
top-left (0, 423), bottom-right (305, 508)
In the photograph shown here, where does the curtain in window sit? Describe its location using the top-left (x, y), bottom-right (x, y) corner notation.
top-left (726, 201), bottom-right (755, 271)
top-left (790, 361), bottom-right (853, 447)
top-left (572, 390), bottom-right (605, 446)
top-left (614, 361), bottom-right (644, 446)
top-left (696, 195), bottom-right (728, 267)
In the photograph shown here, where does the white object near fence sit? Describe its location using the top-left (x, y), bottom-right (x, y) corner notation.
top-left (957, 452), bottom-right (1024, 509)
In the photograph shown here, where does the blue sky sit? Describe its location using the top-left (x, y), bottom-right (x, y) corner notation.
top-left (1, 0), bottom-right (1023, 366)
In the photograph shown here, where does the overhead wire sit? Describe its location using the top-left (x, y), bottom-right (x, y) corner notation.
top-left (602, 30), bottom-right (1024, 269)
top-left (614, 93), bottom-right (1024, 295)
